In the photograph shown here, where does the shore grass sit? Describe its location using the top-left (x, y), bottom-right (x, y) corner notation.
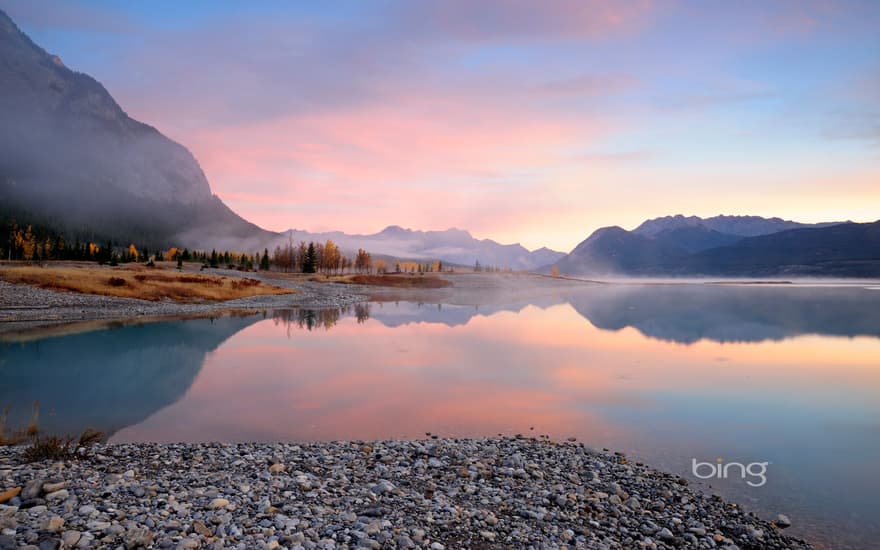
top-left (0, 264), bottom-right (294, 302)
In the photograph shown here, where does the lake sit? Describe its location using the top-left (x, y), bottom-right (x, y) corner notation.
top-left (2, 283), bottom-right (878, 549)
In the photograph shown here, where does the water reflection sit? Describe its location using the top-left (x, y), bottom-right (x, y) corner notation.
top-left (565, 285), bottom-right (880, 343)
top-left (272, 303), bottom-right (372, 332)
top-left (2, 285), bottom-right (879, 548)
top-left (0, 314), bottom-right (261, 438)
top-left (272, 284), bottom-right (880, 344)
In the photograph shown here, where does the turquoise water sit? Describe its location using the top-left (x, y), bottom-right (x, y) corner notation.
top-left (2, 284), bottom-right (879, 549)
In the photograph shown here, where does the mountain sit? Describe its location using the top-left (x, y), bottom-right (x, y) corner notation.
top-left (552, 226), bottom-right (689, 275)
top-left (634, 214), bottom-right (847, 238)
top-left (651, 225), bottom-right (743, 253)
top-left (0, 9), bottom-right (274, 249)
top-left (280, 226), bottom-right (565, 270)
top-left (680, 221), bottom-right (880, 276)
top-left (551, 218), bottom-right (879, 277)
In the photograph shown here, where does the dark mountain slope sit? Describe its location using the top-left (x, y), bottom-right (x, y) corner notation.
top-left (553, 226), bottom-right (689, 275)
top-left (551, 220), bottom-right (879, 277)
top-left (679, 221), bottom-right (880, 276)
top-left (634, 214), bottom-right (847, 238)
top-left (651, 225), bottom-right (742, 253)
top-left (0, 9), bottom-right (274, 249)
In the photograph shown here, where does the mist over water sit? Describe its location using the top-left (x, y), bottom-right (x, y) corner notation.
top-left (2, 283), bottom-right (879, 548)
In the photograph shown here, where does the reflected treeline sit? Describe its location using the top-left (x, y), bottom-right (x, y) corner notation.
top-left (269, 286), bottom-right (880, 345)
top-left (272, 303), bottom-right (372, 332)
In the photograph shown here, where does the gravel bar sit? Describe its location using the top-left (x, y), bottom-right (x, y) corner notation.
top-left (0, 270), bottom-right (369, 335)
top-left (0, 438), bottom-right (810, 549)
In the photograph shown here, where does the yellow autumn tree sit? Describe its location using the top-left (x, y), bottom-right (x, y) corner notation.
top-left (322, 240), bottom-right (341, 274)
top-left (16, 225), bottom-right (36, 260)
top-left (373, 259), bottom-right (387, 273)
top-left (551, 266), bottom-right (560, 277)
top-left (128, 244), bottom-right (139, 260)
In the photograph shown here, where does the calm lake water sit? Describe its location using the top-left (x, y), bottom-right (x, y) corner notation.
top-left (2, 284), bottom-right (879, 549)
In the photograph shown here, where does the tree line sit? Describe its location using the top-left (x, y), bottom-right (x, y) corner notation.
top-left (4, 220), bottom-right (498, 275)
top-left (272, 238), bottom-right (382, 274)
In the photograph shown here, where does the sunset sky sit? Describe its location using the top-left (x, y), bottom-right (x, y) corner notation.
top-left (5, 0), bottom-right (879, 251)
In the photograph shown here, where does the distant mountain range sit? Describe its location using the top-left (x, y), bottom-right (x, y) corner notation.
top-left (0, 8), bottom-right (559, 268)
top-left (633, 214), bottom-right (846, 238)
top-left (552, 215), bottom-right (880, 277)
top-left (280, 226), bottom-right (565, 270)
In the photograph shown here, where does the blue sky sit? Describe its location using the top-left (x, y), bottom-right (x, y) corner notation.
top-left (3, 0), bottom-right (878, 250)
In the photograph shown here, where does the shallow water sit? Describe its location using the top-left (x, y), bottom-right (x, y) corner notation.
top-left (2, 284), bottom-right (878, 549)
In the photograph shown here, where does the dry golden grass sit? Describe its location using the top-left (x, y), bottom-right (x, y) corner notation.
top-left (0, 264), bottom-right (293, 302)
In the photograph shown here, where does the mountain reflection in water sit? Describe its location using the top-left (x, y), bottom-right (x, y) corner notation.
top-left (2, 284), bottom-right (878, 549)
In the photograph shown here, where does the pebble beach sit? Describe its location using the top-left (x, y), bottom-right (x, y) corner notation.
top-left (0, 438), bottom-right (810, 549)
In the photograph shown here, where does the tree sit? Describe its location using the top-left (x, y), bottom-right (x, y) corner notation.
top-left (355, 249), bottom-right (372, 273)
top-left (54, 235), bottom-right (66, 260)
top-left (551, 266), bottom-right (560, 277)
top-left (210, 249), bottom-right (219, 268)
top-left (302, 242), bottom-right (317, 273)
top-left (474, 260), bottom-right (482, 272)
top-left (321, 240), bottom-right (341, 274)
top-left (260, 248), bottom-right (271, 271)
top-left (296, 241), bottom-right (307, 271)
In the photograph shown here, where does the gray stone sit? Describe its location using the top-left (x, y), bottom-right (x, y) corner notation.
top-left (124, 526), bottom-right (154, 549)
top-left (22, 480), bottom-right (43, 500)
top-left (61, 531), bottom-right (81, 547)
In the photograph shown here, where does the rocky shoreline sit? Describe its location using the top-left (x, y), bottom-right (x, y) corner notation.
top-left (0, 438), bottom-right (810, 549)
top-left (0, 271), bottom-right (369, 336)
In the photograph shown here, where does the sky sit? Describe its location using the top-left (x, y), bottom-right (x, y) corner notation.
top-left (3, 0), bottom-right (879, 251)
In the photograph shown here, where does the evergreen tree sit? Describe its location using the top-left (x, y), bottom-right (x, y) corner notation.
top-left (302, 242), bottom-right (317, 273)
top-left (260, 248), bottom-right (270, 271)
top-left (210, 249), bottom-right (219, 268)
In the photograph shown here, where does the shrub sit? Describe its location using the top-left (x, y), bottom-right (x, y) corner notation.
top-left (107, 277), bottom-right (126, 287)
top-left (22, 428), bottom-right (104, 463)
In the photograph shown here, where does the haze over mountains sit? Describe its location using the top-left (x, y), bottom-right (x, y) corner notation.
top-left (633, 214), bottom-right (847, 238)
top-left (280, 226), bottom-right (564, 270)
top-left (1, 8), bottom-right (876, 277)
top-left (553, 215), bottom-right (880, 277)
top-left (0, 9), bottom-right (271, 250)
top-left (0, 8), bottom-right (560, 268)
